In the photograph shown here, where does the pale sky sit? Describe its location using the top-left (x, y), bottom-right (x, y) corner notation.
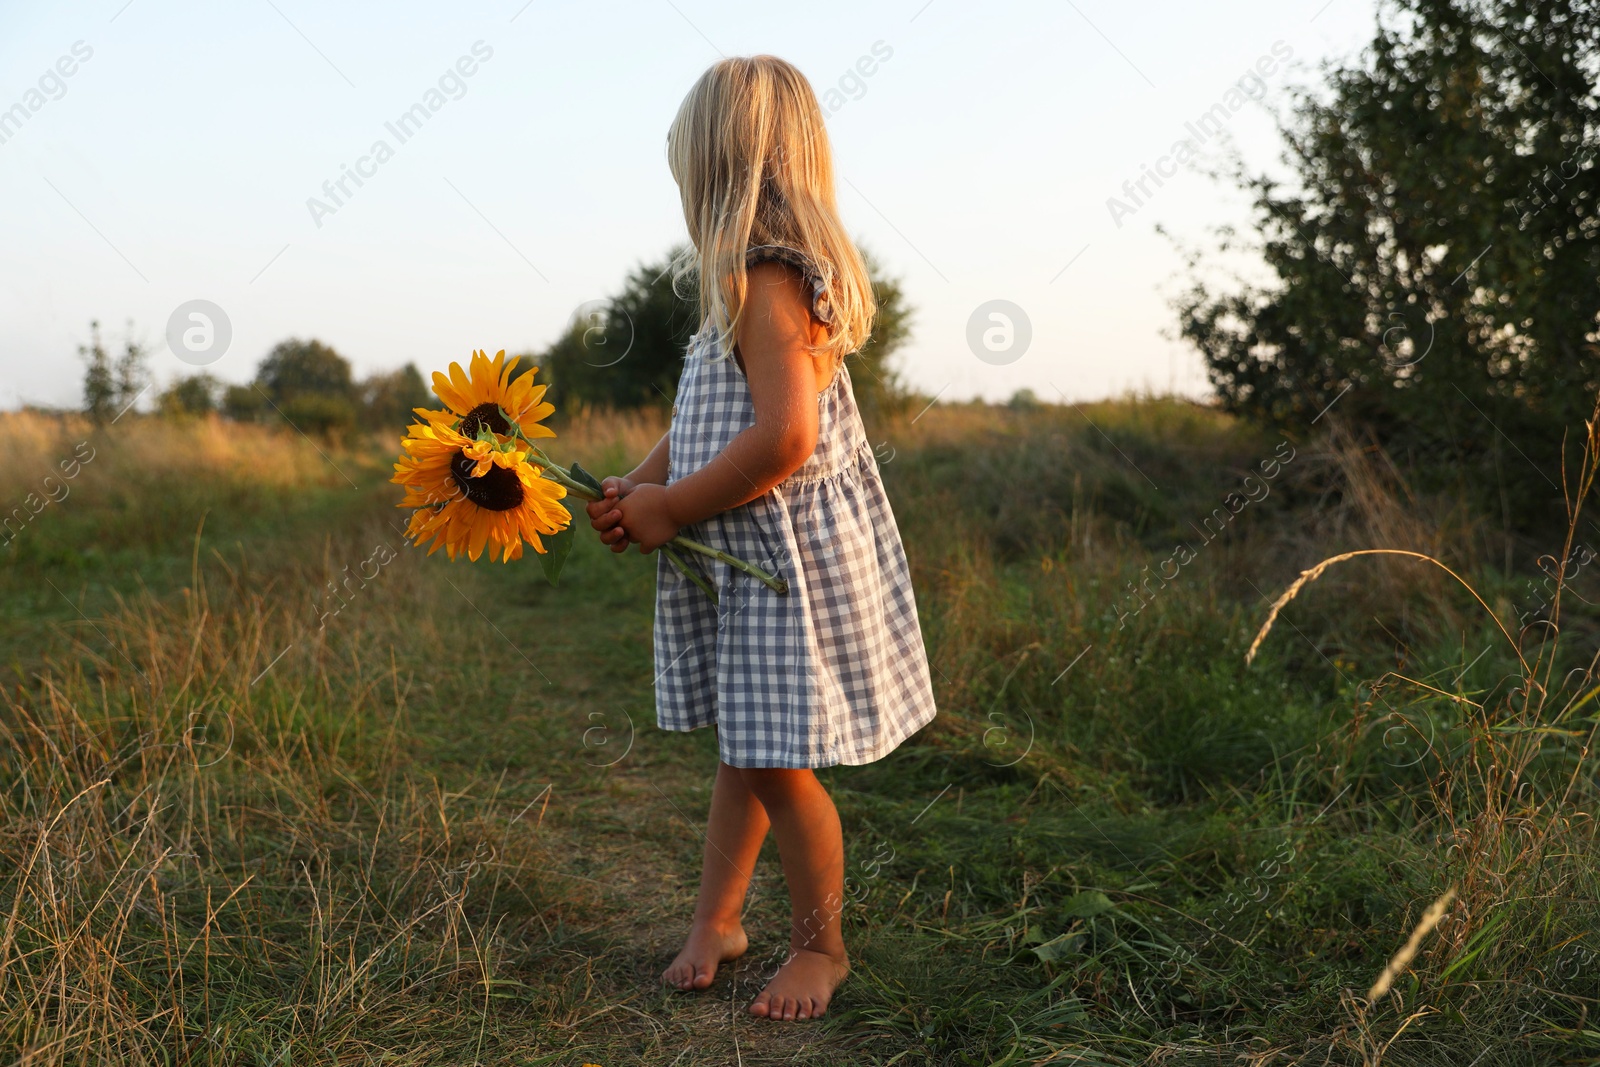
top-left (1, 0), bottom-right (1379, 411)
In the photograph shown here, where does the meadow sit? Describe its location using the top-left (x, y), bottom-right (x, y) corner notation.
top-left (0, 397), bottom-right (1595, 1066)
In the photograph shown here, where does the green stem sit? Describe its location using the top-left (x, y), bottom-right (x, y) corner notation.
top-left (508, 428), bottom-right (789, 596)
top-left (532, 450), bottom-right (600, 500)
top-left (662, 544), bottom-right (718, 604)
top-left (669, 535), bottom-right (790, 596)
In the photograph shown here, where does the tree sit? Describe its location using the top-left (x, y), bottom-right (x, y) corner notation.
top-left (1176, 0), bottom-right (1599, 510)
top-left (361, 363), bottom-right (433, 430)
top-left (279, 393), bottom-right (357, 436)
top-left (853, 249), bottom-right (914, 416)
top-left (158, 374), bottom-right (221, 418)
top-left (538, 248), bottom-right (701, 410)
top-left (537, 244), bottom-right (915, 412)
top-left (250, 338), bottom-right (357, 434)
top-left (115, 336), bottom-right (149, 412)
top-left (222, 384), bottom-right (266, 423)
top-left (78, 320), bottom-right (149, 424)
top-left (80, 322), bottom-right (115, 423)
top-left (256, 338), bottom-right (355, 405)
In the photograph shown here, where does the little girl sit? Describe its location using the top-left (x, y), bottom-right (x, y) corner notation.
top-left (586, 55), bottom-right (938, 1023)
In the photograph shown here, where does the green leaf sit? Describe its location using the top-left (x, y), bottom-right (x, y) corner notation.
top-left (1059, 891), bottom-right (1115, 920)
top-left (538, 504), bottom-right (577, 586)
top-left (568, 462), bottom-right (604, 494)
top-left (1031, 932), bottom-right (1086, 962)
top-left (1439, 904), bottom-right (1508, 981)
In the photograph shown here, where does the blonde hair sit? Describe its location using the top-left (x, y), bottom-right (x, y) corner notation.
top-left (666, 55), bottom-right (875, 366)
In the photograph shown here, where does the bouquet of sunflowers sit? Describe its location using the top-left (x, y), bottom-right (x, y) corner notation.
top-left (392, 350), bottom-right (785, 600)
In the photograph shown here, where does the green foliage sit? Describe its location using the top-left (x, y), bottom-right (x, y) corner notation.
top-left (220, 383), bottom-right (265, 423)
top-left (1177, 0), bottom-right (1600, 518)
top-left (1008, 387), bottom-right (1041, 411)
top-left (80, 338), bottom-right (115, 423)
top-left (239, 337), bottom-right (358, 435)
top-left (538, 244), bottom-right (915, 412)
top-left (231, 339), bottom-right (430, 437)
top-left (853, 247), bottom-right (914, 416)
top-left (538, 248), bottom-right (700, 411)
top-left (157, 374), bottom-right (220, 418)
top-left (254, 337), bottom-right (354, 405)
top-left (78, 320), bottom-right (148, 424)
top-left (279, 392), bottom-right (357, 436)
top-left (256, 337), bottom-right (356, 402)
top-left (1, 401), bottom-right (1595, 1063)
top-left (360, 363), bottom-right (431, 432)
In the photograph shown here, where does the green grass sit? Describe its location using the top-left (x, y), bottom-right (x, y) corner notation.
top-left (0, 401), bottom-right (1596, 1066)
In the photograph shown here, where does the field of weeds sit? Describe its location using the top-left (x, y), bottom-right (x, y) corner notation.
top-left (1, 399), bottom-right (1595, 1065)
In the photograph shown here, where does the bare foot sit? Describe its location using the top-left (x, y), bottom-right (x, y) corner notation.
top-left (662, 921), bottom-right (748, 991)
top-left (747, 947), bottom-right (849, 1021)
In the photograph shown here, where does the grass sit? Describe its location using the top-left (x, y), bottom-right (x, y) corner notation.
top-left (0, 399), bottom-right (1595, 1066)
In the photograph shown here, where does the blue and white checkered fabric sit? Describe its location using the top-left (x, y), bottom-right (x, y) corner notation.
top-left (652, 248), bottom-right (938, 768)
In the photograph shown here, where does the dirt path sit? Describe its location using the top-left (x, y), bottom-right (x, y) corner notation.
top-left (453, 559), bottom-right (867, 1065)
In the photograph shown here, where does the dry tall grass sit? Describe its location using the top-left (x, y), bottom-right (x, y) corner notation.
top-left (0, 404), bottom-right (672, 1064)
top-left (548, 403), bottom-right (669, 467)
top-left (0, 413), bottom-right (575, 1065)
top-left (0, 412), bottom-right (341, 499)
top-left (1246, 401), bottom-right (1600, 1062)
top-left (2, 398), bottom-right (1594, 1064)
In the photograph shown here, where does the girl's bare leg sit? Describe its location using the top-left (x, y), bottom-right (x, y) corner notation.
top-left (739, 767), bottom-right (849, 1021)
top-left (663, 760), bottom-right (769, 990)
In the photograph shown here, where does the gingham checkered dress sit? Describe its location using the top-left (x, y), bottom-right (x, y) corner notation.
top-left (653, 246), bottom-right (938, 769)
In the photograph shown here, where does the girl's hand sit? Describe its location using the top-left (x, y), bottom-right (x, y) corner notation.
top-left (614, 483), bottom-right (681, 553)
top-left (587, 476), bottom-right (637, 553)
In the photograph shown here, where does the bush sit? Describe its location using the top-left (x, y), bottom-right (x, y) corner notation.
top-left (222, 384), bottom-right (266, 423)
top-left (157, 374), bottom-right (220, 418)
top-left (242, 338), bottom-right (359, 436)
top-left (279, 393), bottom-right (357, 436)
top-left (361, 364), bottom-right (432, 432)
top-left (256, 338), bottom-right (355, 405)
top-left (1175, 0), bottom-right (1600, 525)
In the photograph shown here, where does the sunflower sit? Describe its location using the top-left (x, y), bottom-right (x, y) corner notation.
top-left (391, 352), bottom-right (569, 563)
top-left (421, 348), bottom-right (556, 442)
top-left (392, 347), bottom-right (788, 595)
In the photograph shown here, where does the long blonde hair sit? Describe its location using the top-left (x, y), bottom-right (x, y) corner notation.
top-left (666, 55), bottom-right (875, 365)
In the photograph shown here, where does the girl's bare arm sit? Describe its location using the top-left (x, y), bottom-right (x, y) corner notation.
top-left (666, 263), bottom-right (819, 521)
top-left (608, 263), bottom-right (821, 551)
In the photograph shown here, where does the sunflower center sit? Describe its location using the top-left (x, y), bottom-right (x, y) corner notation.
top-left (450, 453), bottom-right (525, 511)
top-left (459, 403), bottom-right (511, 439)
